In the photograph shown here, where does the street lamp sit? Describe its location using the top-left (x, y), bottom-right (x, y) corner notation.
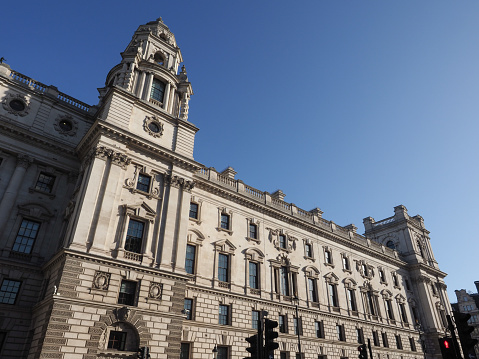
top-left (293, 295), bottom-right (302, 359)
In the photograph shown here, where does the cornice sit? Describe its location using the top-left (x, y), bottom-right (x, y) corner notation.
top-left (406, 263), bottom-right (447, 279)
top-left (0, 118), bottom-right (78, 159)
top-left (76, 121), bottom-right (201, 172)
top-left (193, 177), bottom-right (406, 267)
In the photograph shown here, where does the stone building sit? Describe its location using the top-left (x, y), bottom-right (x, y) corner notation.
top-left (452, 282), bottom-right (479, 357)
top-left (0, 18), bottom-right (453, 359)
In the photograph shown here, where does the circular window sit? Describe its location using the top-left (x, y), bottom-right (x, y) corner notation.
top-left (148, 122), bottom-right (160, 133)
top-left (59, 119), bottom-right (73, 132)
top-left (386, 240), bottom-right (396, 249)
top-left (9, 99), bottom-right (26, 112)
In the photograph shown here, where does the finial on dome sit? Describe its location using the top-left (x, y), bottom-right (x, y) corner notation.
top-left (178, 65), bottom-right (189, 82)
top-left (157, 17), bottom-right (163, 23)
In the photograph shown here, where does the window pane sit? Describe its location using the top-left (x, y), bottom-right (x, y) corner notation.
top-left (252, 310), bottom-right (260, 329)
top-left (118, 280), bottom-right (136, 306)
top-left (279, 315), bottom-right (286, 333)
top-left (185, 245), bottom-right (196, 274)
top-left (35, 173), bottom-right (55, 193)
top-left (136, 174), bottom-right (151, 192)
top-left (221, 214), bottom-right (229, 229)
top-left (218, 254), bottom-right (229, 282)
top-left (108, 331), bottom-right (127, 350)
top-left (125, 220), bottom-right (144, 253)
top-left (249, 224), bottom-right (257, 239)
top-left (184, 298), bottom-right (193, 320)
top-left (150, 79), bottom-right (165, 102)
top-left (217, 346), bottom-right (228, 359)
top-left (279, 235), bottom-right (286, 249)
top-left (0, 279), bottom-right (21, 304)
top-left (308, 278), bottom-right (317, 302)
top-left (280, 266), bottom-right (289, 296)
top-left (189, 203), bottom-right (198, 219)
top-left (13, 219), bottom-right (40, 254)
top-left (249, 262), bottom-right (258, 289)
top-left (219, 305), bottom-right (229, 325)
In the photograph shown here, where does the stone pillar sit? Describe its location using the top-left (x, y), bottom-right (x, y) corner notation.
top-left (163, 83), bottom-right (171, 110)
top-left (142, 72), bottom-right (154, 101)
top-left (173, 180), bottom-right (194, 273)
top-left (0, 154), bottom-right (32, 233)
top-left (136, 71), bottom-right (146, 97)
top-left (67, 148), bottom-right (109, 250)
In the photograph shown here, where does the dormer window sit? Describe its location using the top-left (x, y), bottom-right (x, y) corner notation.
top-left (150, 78), bottom-right (166, 104)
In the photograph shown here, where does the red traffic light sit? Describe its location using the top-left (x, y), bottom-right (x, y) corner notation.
top-left (443, 340), bottom-right (450, 349)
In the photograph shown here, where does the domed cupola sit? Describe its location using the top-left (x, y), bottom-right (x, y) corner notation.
top-left (99, 17), bottom-right (193, 120)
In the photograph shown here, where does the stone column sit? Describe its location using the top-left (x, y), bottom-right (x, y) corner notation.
top-left (136, 72), bottom-right (146, 97)
top-left (142, 72), bottom-right (154, 101)
top-left (163, 83), bottom-right (171, 110)
top-left (67, 147), bottom-right (110, 251)
top-left (173, 180), bottom-right (194, 273)
top-left (0, 154), bottom-right (32, 233)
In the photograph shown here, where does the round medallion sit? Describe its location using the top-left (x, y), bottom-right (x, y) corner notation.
top-left (9, 99), bottom-right (26, 112)
top-left (148, 122), bottom-right (160, 133)
top-left (59, 119), bottom-right (73, 132)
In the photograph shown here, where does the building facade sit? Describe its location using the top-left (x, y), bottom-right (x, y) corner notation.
top-left (0, 18), bottom-right (453, 359)
top-left (452, 282), bottom-right (479, 357)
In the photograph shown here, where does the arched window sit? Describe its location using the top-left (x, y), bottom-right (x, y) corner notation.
top-left (386, 240), bottom-right (395, 249)
top-left (150, 78), bottom-right (166, 103)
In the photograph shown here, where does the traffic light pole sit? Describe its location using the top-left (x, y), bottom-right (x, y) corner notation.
top-left (367, 339), bottom-right (373, 359)
top-left (447, 314), bottom-right (464, 359)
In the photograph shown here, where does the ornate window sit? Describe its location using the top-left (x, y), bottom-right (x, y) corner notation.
top-left (279, 234), bottom-right (287, 249)
top-left (271, 255), bottom-right (298, 299)
top-left (125, 219), bottom-right (144, 254)
top-left (249, 262), bottom-right (259, 289)
top-left (136, 173), bottom-right (151, 193)
top-left (303, 266), bottom-right (320, 305)
top-left (214, 239), bottom-right (236, 288)
top-left (217, 208), bottom-right (233, 234)
top-left (245, 247), bottom-right (264, 294)
top-left (304, 242), bottom-right (313, 259)
top-left (150, 78), bottom-right (166, 103)
top-left (249, 223), bottom-right (258, 240)
top-left (189, 197), bottom-right (202, 222)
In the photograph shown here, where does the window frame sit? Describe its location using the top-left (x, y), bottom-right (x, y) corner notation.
top-left (124, 218), bottom-right (145, 254)
top-left (107, 330), bottom-right (127, 351)
top-left (12, 219), bottom-right (41, 255)
top-left (34, 172), bottom-right (56, 193)
top-left (219, 304), bottom-right (230, 325)
top-left (180, 343), bottom-right (191, 359)
top-left (252, 310), bottom-right (260, 329)
top-left (336, 324), bottom-right (345, 342)
top-left (184, 298), bottom-right (194, 320)
top-left (279, 314), bottom-right (287, 333)
top-left (117, 280), bottom-right (138, 306)
top-left (218, 253), bottom-right (230, 283)
top-left (150, 78), bottom-right (166, 104)
top-left (136, 173), bottom-right (151, 193)
top-left (185, 244), bottom-right (197, 275)
top-left (249, 261), bottom-right (259, 290)
top-left (315, 321), bottom-right (324, 338)
top-left (0, 279), bottom-right (22, 305)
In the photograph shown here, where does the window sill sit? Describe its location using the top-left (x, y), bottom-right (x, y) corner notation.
top-left (218, 281), bottom-right (231, 289)
top-left (216, 227), bottom-right (233, 235)
top-left (304, 256), bottom-right (315, 262)
top-left (342, 269), bottom-right (352, 274)
top-left (189, 217), bottom-right (202, 224)
top-left (324, 262), bottom-right (335, 268)
top-left (277, 247), bottom-right (292, 253)
top-left (249, 288), bottom-right (261, 295)
top-left (28, 187), bottom-right (55, 199)
top-left (332, 306), bottom-right (340, 313)
top-left (246, 236), bottom-right (260, 244)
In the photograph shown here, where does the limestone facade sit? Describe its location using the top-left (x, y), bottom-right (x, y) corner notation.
top-left (452, 282), bottom-right (479, 357)
top-left (0, 18), bottom-right (453, 359)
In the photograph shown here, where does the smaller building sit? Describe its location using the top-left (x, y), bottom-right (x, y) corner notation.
top-left (453, 281), bottom-right (479, 357)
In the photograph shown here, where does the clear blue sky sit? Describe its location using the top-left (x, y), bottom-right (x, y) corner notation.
top-left (1, 1), bottom-right (478, 300)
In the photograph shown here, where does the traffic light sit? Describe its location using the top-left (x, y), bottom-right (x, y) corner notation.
top-left (357, 344), bottom-right (368, 359)
top-left (454, 311), bottom-right (478, 358)
top-left (264, 318), bottom-right (279, 357)
top-left (137, 346), bottom-right (150, 359)
top-left (438, 337), bottom-right (456, 359)
top-left (245, 334), bottom-right (261, 359)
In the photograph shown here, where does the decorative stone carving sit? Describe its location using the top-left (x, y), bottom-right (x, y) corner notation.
top-left (53, 114), bottom-right (78, 136)
top-left (143, 115), bottom-right (164, 138)
top-left (17, 154), bottom-right (33, 169)
top-left (183, 180), bottom-right (195, 193)
top-left (114, 306), bottom-right (131, 322)
top-left (93, 271), bottom-right (111, 290)
top-left (148, 282), bottom-right (163, 300)
top-left (111, 152), bottom-right (131, 169)
top-left (2, 92), bottom-right (30, 116)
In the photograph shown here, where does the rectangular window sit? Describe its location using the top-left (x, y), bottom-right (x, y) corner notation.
top-left (219, 305), bottom-right (229, 325)
top-left (249, 223), bottom-right (257, 239)
top-left (342, 256), bottom-right (350, 270)
top-left (382, 332), bottom-right (389, 348)
top-left (107, 331), bottom-right (127, 350)
top-left (0, 279), bottom-right (21, 305)
top-left (136, 173), bottom-right (151, 192)
top-left (180, 343), bottom-right (190, 359)
top-left (396, 335), bottom-right (403, 349)
top-left (279, 234), bottom-right (287, 249)
top-left (218, 253), bottom-right (229, 282)
top-left (252, 310), bottom-right (260, 329)
top-left (315, 321), bottom-right (324, 338)
top-left (124, 219), bottom-right (144, 253)
top-left (185, 244), bottom-right (196, 274)
top-left (372, 331), bottom-right (380, 346)
top-left (280, 352), bottom-right (287, 359)
top-left (184, 298), bottom-right (193, 320)
top-left (189, 203), bottom-right (198, 219)
top-left (293, 316), bottom-right (302, 335)
top-left (12, 219), bottom-right (40, 254)
top-left (220, 214), bottom-right (230, 230)
top-left (217, 346), bottom-right (228, 359)
top-left (305, 243), bottom-right (312, 258)
top-left (325, 250), bottom-right (332, 264)
top-left (329, 284), bottom-right (338, 307)
top-left (279, 315), bottom-right (286, 333)
top-left (308, 278), bottom-right (317, 302)
top-left (386, 299), bottom-right (394, 320)
top-left (337, 324), bottom-right (345, 341)
top-left (348, 289), bottom-right (357, 311)
top-left (150, 78), bottom-right (166, 103)
top-left (280, 266), bottom-right (290, 296)
top-left (409, 337), bottom-right (416, 351)
top-left (35, 172), bottom-right (55, 193)
top-left (249, 262), bottom-right (259, 289)
top-left (399, 303), bottom-right (408, 323)
top-left (367, 291), bottom-right (376, 315)
top-left (357, 328), bottom-right (364, 344)
top-left (118, 280), bottom-right (137, 306)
